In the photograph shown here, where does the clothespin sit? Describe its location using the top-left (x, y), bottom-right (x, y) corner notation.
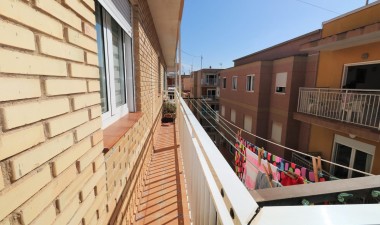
top-left (312, 156), bottom-right (322, 183)
top-left (284, 170), bottom-right (297, 179)
top-left (258, 148), bottom-right (264, 166)
top-left (263, 162), bottom-right (273, 188)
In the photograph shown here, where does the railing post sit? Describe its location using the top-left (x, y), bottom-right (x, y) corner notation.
top-left (315, 89), bottom-right (321, 116)
top-left (341, 89), bottom-right (348, 121)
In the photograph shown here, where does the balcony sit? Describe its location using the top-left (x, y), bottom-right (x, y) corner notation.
top-left (297, 88), bottom-right (380, 130)
top-left (127, 91), bottom-right (380, 224)
top-left (201, 95), bottom-right (218, 101)
top-left (201, 78), bottom-right (219, 86)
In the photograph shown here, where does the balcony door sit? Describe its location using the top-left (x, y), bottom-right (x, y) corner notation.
top-left (207, 89), bottom-right (216, 99)
top-left (331, 135), bottom-right (374, 179)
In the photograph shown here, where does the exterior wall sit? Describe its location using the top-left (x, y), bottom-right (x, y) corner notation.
top-left (233, 30), bottom-right (321, 66)
top-left (182, 75), bottom-right (192, 92)
top-left (0, 0), bottom-right (168, 225)
top-left (306, 3), bottom-right (380, 175)
top-left (316, 42), bottom-right (380, 88)
top-left (308, 124), bottom-right (380, 174)
top-left (322, 2), bottom-right (380, 38)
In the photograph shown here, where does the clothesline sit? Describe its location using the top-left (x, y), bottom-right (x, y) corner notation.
top-left (188, 99), bottom-right (313, 188)
top-left (194, 99), bottom-right (373, 176)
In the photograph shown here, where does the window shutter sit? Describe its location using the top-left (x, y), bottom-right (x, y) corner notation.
top-left (276, 72), bottom-right (287, 87)
top-left (244, 115), bottom-right (252, 132)
top-left (271, 121), bottom-right (282, 143)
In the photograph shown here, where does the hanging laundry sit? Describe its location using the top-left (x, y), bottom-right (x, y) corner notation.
top-left (254, 171), bottom-right (282, 190)
top-left (280, 173), bottom-right (305, 186)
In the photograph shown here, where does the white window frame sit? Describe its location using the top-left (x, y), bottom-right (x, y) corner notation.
top-left (246, 74), bottom-right (255, 92)
top-left (207, 88), bottom-right (216, 98)
top-left (331, 134), bottom-right (375, 178)
top-left (97, 3), bottom-right (135, 128)
top-left (275, 72), bottom-right (287, 94)
top-left (222, 77), bottom-right (226, 88)
top-left (232, 76), bottom-right (237, 90)
top-left (231, 108), bottom-right (236, 123)
top-left (341, 60), bottom-right (380, 89)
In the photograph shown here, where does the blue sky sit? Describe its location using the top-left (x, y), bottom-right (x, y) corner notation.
top-left (181, 0), bottom-right (376, 73)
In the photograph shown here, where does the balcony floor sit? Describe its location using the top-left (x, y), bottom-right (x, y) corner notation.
top-left (134, 123), bottom-right (191, 225)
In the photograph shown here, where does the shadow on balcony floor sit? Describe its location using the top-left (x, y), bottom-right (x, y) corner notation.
top-left (134, 123), bottom-right (191, 225)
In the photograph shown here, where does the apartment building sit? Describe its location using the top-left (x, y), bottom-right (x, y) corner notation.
top-left (191, 68), bottom-right (223, 142)
top-left (0, 0), bottom-right (182, 224)
top-left (295, 1), bottom-right (380, 178)
top-left (219, 30), bottom-right (321, 163)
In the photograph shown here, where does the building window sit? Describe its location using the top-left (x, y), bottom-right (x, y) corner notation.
top-left (232, 76), bottom-right (237, 90)
top-left (243, 115), bottom-right (252, 132)
top-left (246, 75), bottom-right (254, 92)
top-left (207, 89), bottom-right (216, 99)
top-left (275, 72), bottom-right (287, 94)
top-left (331, 135), bottom-right (375, 179)
top-left (231, 109), bottom-right (236, 123)
top-left (222, 77), bottom-right (226, 88)
top-left (96, 2), bottom-right (135, 128)
top-left (221, 105), bottom-right (225, 116)
top-left (271, 121), bottom-right (282, 143)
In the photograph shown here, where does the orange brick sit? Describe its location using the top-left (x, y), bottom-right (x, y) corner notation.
top-left (0, 19), bottom-right (35, 51)
top-left (0, 124), bottom-right (45, 161)
top-left (52, 137), bottom-right (92, 176)
top-left (77, 142), bottom-right (103, 172)
top-left (45, 79), bottom-right (87, 96)
top-left (2, 98), bottom-right (70, 130)
top-left (67, 189), bottom-right (95, 225)
top-left (89, 105), bottom-right (102, 119)
top-left (83, 22), bottom-right (96, 40)
top-left (17, 165), bottom-right (77, 224)
top-left (87, 80), bottom-right (100, 92)
top-left (39, 36), bottom-right (84, 62)
top-left (80, 164), bottom-right (105, 201)
top-left (0, 0), bottom-right (63, 39)
top-left (66, 28), bottom-right (97, 53)
top-left (0, 77), bottom-right (41, 102)
top-left (29, 203), bottom-right (56, 225)
top-left (56, 164), bottom-right (93, 211)
top-left (0, 165), bottom-right (51, 221)
top-left (91, 129), bottom-right (103, 146)
top-left (72, 93), bottom-right (101, 110)
top-left (85, 52), bottom-right (98, 66)
top-left (46, 110), bottom-right (89, 137)
top-left (64, 0), bottom-right (96, 25)
top-left (75, 117), bottom-right (101, 141)
top-left (70, 63), bottom-right (99, 79)
top-left (10, 133), bottom-right (74, 181)
top-left (0, 49), bottom-right (67, 76)
top-left (35, 0), bottom-right (82, 31)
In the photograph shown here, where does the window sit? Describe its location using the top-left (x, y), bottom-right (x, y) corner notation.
top-left (271, 121), bottom-right (282, 143)
top-left (96, 2), bottom-right (135, 128)
top-left (231, 109), bottom-right (236, 123)
top-left (244, 115), bottom-right (252, 132)
top-left (207, 89), bottom-right (216, 99)
top-left (232, 76), bottom-right (237, 90)
top-left (222, 77), bottom-right (226, 88)
top-left (331, 135), bottom-right (374, 179)
top-left (221, 105), bottom-right (225, 116)
top-left (246, 75), bottom-right (254, 92)
top-left (275, 72), bottom-right (287, 94)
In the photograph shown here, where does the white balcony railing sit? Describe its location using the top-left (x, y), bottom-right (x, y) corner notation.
top-left (298, 88), bottom-right (380, 129)
top-left (176, 91), bottom-right (258, 224)
top-left (201, 78), bottom-right (218, 86)
top-left (175, 90), bottom-right (380, 224)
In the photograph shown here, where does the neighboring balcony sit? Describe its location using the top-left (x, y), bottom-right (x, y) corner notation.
top-left (201, 95), bottom-right (218, 101)
top-left (297, 88), bottom-right (380, 130)
top-left (201, 78), bottom-right (219, 86)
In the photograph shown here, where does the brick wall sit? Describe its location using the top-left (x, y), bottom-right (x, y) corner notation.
top-left (0, 0), bottom-right (166, 224)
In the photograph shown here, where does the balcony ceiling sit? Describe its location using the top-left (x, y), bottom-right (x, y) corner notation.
top-left (147, 0), bottom-right (184, 71)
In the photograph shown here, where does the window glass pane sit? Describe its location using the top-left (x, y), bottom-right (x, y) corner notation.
top-left (95, 3), bottom-right (109, 113)
top-left (333, 143), bottom-right (352, 179)
top-left (111, 18), bottom-right (126, 107)
top-left (352, 150), bottom-right (372, 178)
